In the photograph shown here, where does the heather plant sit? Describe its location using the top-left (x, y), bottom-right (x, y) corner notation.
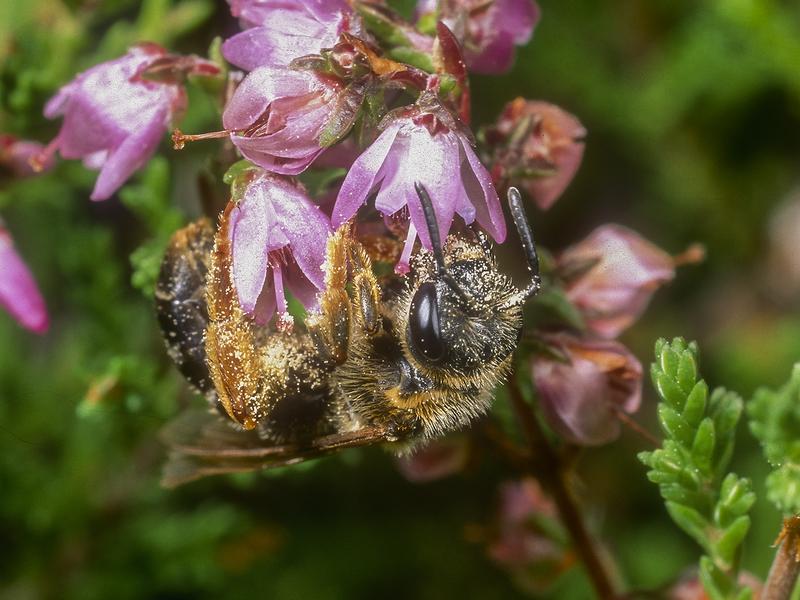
top-left (2, 1), bottom-right (800, 599)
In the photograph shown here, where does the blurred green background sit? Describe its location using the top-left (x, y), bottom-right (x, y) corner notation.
top-left (1, 1), bottom-right (800, 598)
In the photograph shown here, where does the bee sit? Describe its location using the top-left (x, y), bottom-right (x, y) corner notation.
top-left (155, 184), bottom-right (540, 486)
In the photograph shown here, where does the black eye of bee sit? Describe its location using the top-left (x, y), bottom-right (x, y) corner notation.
top-left (408, 281), bottom-right (446, 364)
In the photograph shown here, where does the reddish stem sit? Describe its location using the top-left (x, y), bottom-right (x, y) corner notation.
top-left (507, 373), bottom-right (618, 599)
top-left (763, 516), bottom-right (800, 600)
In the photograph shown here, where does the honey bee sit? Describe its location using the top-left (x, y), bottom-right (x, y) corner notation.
top-left (155, 184), bottom-right (540, 486)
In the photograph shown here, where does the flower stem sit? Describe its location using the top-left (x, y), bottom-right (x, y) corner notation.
top-left (763, 516), bottom-right (800, 600)
top-left (507, 372), bottom-right (618, 599)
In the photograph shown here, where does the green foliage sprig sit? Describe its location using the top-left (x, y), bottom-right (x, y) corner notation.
top-left (639, 338), bottom-right (756, 600)
top-left (748, 364), bottom-right (800, 515)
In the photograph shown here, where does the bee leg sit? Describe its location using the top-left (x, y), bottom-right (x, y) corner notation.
top-left (348, 241), bottom-right (381, 336)
top-left (306, 227), bottom-right (352, 365)
top-left (204, 202), bottom-right (282, 430)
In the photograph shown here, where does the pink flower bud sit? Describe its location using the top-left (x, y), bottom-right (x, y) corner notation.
top-left (396, 438), bottom-right (469, 482)
top-left (41, 44), bottom-right (218, 201)
top-left (418, 0), bottom-right (541, 74)
top-left (486, 98), bottom-right (586, 210)
top-left (0, 223), bottom-right (48, 334)
top-left (332, 98), bottom-right (505, 273)
top-left (487, 478), bottom-right (568, 593)
top-left (558, 224), bottom-right (675, 339)
top-left (532, 333), bottom-right (642, 446)
top-left (0, 135), bottom-right (54, 177)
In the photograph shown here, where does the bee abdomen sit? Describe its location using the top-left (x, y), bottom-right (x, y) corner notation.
top-left (155, 219), bottom-right (216, 399)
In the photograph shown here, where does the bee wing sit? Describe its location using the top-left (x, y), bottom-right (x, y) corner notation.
top-left (160, 410), bottom-right (390, 487)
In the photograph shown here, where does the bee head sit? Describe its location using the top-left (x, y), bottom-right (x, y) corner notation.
top-left (402, 184), bottom-right (540, 380)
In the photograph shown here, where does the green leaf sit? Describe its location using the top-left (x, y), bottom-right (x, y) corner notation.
top-left (661, 345), bottom-right (680, 379)
top-left (530, 286), bottom-right (586, 330)
top-left (677, 350), bottom-right (699, 394)
top-left (700, 556), bottom-right (732, 600)
top-left (388, 47), bottom-right (435, 72)
top-left (658, 404), bottom-right (693, 447)
top-left (716, 474), bottom-right (756, 523)
top-left (748, 363), bottom-right (800, 514)
top-left (683, 381), bottom-right (709, 427)
top-left (653, 370), bottom-right (686, 411)
top-left (711, 390), bottom-right (743, 441)
top-left (666, 502), bottom-right (710, 550)
top-left (659, 484), bottom-right (707, 509)
top-left (645, 339), bottom-right (753, 599)
top-left (714, 515), bottom-right (750, 567)
top-left (691, 417), bottom-right (716, 475)
top-left (765, 465), bottom-right (800, 515)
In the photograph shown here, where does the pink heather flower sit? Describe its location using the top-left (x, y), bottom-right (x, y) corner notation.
top-left (41, 44), bottom-right (217, 201)
top-left (487, 479), bottom-right (568, 593)
top-left (418, 0), bottom-right (540, 74)
top-left (332, 103), bottom-right (506, 273)
top-left (486, 98), bottom-right (586, 210)
top-left (558, 225), bottom-right (675, 339)
top-left (0, 135), bottom-right (54, 177)
top-left (222, 66), bottom-right (343, 175)
top-left (0, 222), bottom-right (48, 334)
top-left (223, 0), bottom-right (360, 71)
top-left (532, 333), bottom-right (642, 446)
top-left (229, 171), bottom-right (331, 326)
top-left (396, 438), bottom-right (469, 482)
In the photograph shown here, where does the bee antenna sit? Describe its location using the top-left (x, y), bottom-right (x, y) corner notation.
top-left (507, 187), bottom-right (541, 299)
top-left (414, 182), bottom-right (472, 305)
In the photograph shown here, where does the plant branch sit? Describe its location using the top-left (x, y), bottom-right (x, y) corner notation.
top-left (763, 516), bottom-right (800, 600)
top-left (507, 371), bottom-right (618, 599)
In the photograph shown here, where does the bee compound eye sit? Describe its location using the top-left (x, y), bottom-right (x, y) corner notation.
top-left (408, 281), bottom-right (446, 364)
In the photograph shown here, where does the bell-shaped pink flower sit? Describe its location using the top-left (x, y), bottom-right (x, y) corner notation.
top-left (532, 333), bottom-right (642, 446)
top-left (396, 438), bottom-right (469, 483)
top-left (558, 225), bottom-right (675, 339)
top-left (487, 478), bottom-right (569, 593)
top-left (0, 135), bottom-right (54, 177)
top-left (228, 171), bottom-right (331, 327)
top-left (222, 66), bottom-right (344, 175)
top-left (486, 98), bottom-right (586, 210)
top-left (0, 222), bottom-right (48, 334)
top-left (40, 44), bottom-right (218, 201)
top-left (223, 0), bottom-right (359, 71)
top-left (417, 0), bottom-right (540, 74)
top-left (332, 102), bottom-right (506, 273)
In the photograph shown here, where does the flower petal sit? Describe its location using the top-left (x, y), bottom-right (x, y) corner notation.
top-left (333, 123), bottom-right (401, 228)
top-left (90, 106), bottom-right (168, 201)
top-left (284, 257), bottom-right (322, 310)
top-left (494, 0), bottom-right (540, 45)
top-left (222, 67), bottom-right (316, 130)
top-left (532, 333), bottom-right (642, 445)
top-left (0, 229), bottom-right (48, 333)
top-left (269, 179), bottom-right (331, 290)
top-left (391, 127), bottom-right (460, 250)
top-left (222, 13), bottom-right (332, 71)
top-left (460, 137), bottom-right (506, 243)
top-left (229, 185), bottom-right (289, 313)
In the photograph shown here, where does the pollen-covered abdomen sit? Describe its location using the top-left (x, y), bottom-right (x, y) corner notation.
top-left (155, 219), bottom-right (216, 398)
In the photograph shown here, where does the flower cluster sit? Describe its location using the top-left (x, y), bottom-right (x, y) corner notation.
top-left (529, 225), bottom-right (679, 446)
top-left (15, 0), bottom-right (692, 450)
